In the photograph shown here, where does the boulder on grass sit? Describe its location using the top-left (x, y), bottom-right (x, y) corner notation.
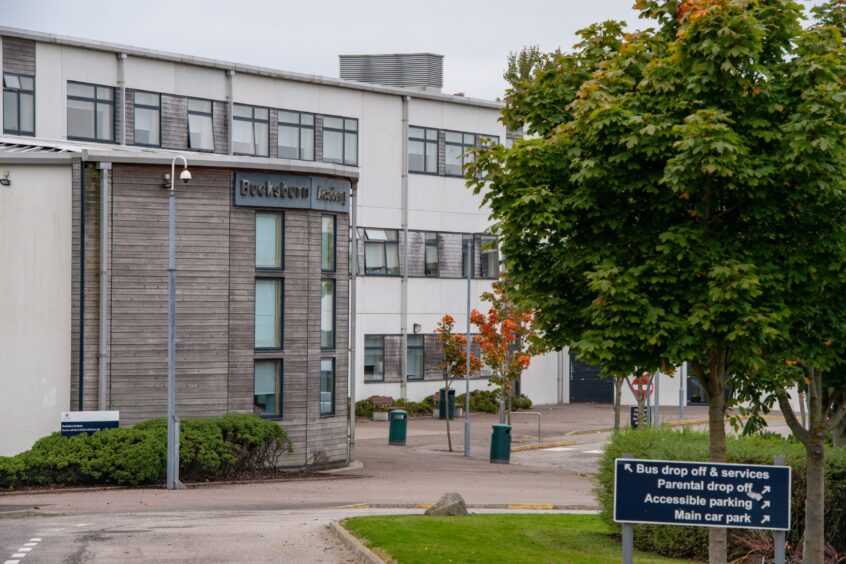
top-left (424, 492), bottom-right (468, 516)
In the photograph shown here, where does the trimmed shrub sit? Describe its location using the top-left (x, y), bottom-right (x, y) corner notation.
top-left (596, 427), bottom-right (846, 560)
top-left (455, 390), bottom-right (532, 413)
top-left (0, 414), bottom-right (292, 489)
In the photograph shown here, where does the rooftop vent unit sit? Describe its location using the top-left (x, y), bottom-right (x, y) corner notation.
top-left (339, 53), bottom-right (443, 91)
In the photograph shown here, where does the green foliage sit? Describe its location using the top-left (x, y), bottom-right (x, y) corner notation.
top-left (355, 396), bottom-right (434, 417)
top-left (355, 397), bottom-right (376, 418)
top-left (596, 428), bottom-right (846, 559)
top-left (0, 414), bottom-right (291, 489)
top-left (454, 390), bottom-right (532, 413)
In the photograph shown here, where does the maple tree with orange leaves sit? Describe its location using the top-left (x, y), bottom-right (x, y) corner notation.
top-left (470, 280), bottom-right (541, 424)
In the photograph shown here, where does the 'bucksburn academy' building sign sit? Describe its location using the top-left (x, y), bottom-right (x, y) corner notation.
top-left (234, 172), bottom-right (350, 213)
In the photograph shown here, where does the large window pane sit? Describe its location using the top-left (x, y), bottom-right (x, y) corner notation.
top-left (3, 91), bottom-right (18, 131)
top-left (278, 125), bottom-right (299, 159)
top-left (256, 213), bottom-right (282, 268)
top-left (425, 141), bottom-right (437, 172)
top-left (321, 215), bottom-right (335, 272)
top-left (344, 132), bottom-right (357, 165)
top-left (97, 103), bottom-right (113, 141)
top-left (324, 130), bottom-right (343, 163)
top-left (254, 122), bottom-right (269, 157)
top-left (254, 360), bottom-right (281, 417)
top-left (300, 127), bottom-right (314, 160)
top-left (408, 140), bottom-right (425, 172)
top-left (385, 241), bottom-right (399, 275)
top-left (134, 107), bottom-right (159, 145)
top-left (364, 242), bottom-right (385, 274)
top-left (19, 93), bottom-right (33, 133)
top-left (407, 335), bottom-right (424, 380)
top-left (68, 98), bottom-right (95, 139)
top-left (321, 279), bottom-right (335, 349)
top-left (364, 335), bottom-right (384, 382)
top-left (320, 358), bottom-right (335, 415)
top-left (255, 279), bottom-right (282, 349)
top-left (188, 113), bottom-right (214, 151)
top-left (445, 144), bottom-right (463, 176)
top-left (480, 236), bottom-right (499, 279)
top-left (232, 120), bottom-right (255, 154)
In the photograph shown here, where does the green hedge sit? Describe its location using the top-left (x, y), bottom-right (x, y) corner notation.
top-left (455, 390), bottom-right (532, 413)
top-left (596, 427), bottom-right (846, 560)
top-left (0, 413), bottom-right (292, 489)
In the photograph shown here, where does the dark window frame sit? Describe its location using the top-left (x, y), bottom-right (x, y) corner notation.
top-left (254, 276), bottom-right (284, 352)
top-left (321, 214), bottom-right (337, 273)
top-left (322, 114), bottom-right (358, 166)
top-left (187, 97), bottom-right (215, 152)
top-left (255, 211), bottom-right (285, 271)
top-left (277, 109), bottom-right (315, 161)
top-left (3, 72), bottom-right (35, 136)
top-left (66, 81), bottom-right (115, 143)
top-left (363, 228), bottom-right (400, 276)
top-left (408, 125), bottom-right (438, 174)
top-left (320, 357), bottom-right (336, 416)
top-left (232, 103), bottom-right (270, 157)
top-left (132, 89), bottom-right (162, 148)
top-left (253, 358), bottom-right (284, 419)
top-left (461, 234), bottom-right (475, 278)
top-left (364, 335), bottom-right (385, 383)
top-left (406, 334), bottom-right (425, 381)
top-left (444, 130), bottom-right (476, 177)
top-left (424, 232), bottom-right (439, 277)
top-left (320, 278), bottom-right (336, 351)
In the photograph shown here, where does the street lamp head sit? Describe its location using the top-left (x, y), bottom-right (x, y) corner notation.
top-left (179, 169), bottom-right (192, 184)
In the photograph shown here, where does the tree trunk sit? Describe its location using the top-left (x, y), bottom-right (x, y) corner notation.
top-left (445, 379), bottom-right (453, 453)
top-left (803, 436), bottom-right (826, 564)
top-left (614, 378), bottom-right (624, 432)
top-left (695, 351), bottom-right (728, 564)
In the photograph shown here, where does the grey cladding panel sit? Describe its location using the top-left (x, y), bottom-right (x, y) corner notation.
top-left (161, 95), bottom-right (188, 150)
top-left (213, 101), bottom-right (229, 154)
top-left (2, 37), bottom-right (35, 75)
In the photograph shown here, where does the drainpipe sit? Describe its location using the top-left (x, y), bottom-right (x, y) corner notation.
top-left (98, 163), bottom-right (111, 410)
top-left (78, 163), bottom-right (87, 410)
top-left (348, 182), bottom-right (358, 463)
top-left (117, 53), bottom-right (127, 145)
top-left (226, 70), bottom-right (235, 155)
top-left (400, 96), bottom-right (409, 399)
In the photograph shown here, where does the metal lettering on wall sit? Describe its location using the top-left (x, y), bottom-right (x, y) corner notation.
top-left (234, 172), bottom-right (350, 213)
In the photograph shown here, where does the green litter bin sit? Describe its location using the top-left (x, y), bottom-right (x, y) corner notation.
top-left (388, 409), bottom-right (408, 446)
top-left (490, 424), bottom-right (512, 464)
top-left (438, 388), bottom-right (456, 420)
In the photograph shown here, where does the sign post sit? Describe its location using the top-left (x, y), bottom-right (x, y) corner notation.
top-left (629, 406), bottom-right (650, 429)
top-left (614, 457), bottom-right (791, 564)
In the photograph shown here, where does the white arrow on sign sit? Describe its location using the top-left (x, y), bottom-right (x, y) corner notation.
top-left (762, 515), bottom-right (771, 524)
top-left (624, 464), bottom-right (633, 472)
top-left (762, 501), bottom-right (771, 509)
top-left (762, 486), bottom-right (771, 495)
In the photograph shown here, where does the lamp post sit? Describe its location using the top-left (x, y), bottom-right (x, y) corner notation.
top-left (166, 155), bottom-right (191, 490)
top-left (464, 236), bottom-right (472, 457)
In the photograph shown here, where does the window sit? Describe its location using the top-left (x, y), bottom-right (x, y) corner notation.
top-left (256, 212), bottom-right (283, 269)
top-left (321, 215), bottom-right (336, 272)
top-left (407, 335), bottom-right (424, 381)
top-left (444, 131), bottom-right (476, 176)
top-left (233, 104), bottom-right (269, 157)
top-left (363, 229), bottom-right (399, 275)
top-left (320, 358), bottom-right (335, 415)
top-left (67, 82), bottom-right (113, 142)
top-left (321, 279), bottom-right (335, 349)
top-left (506, 135), bottom-right (518, 149)
top-left (3, 73), bottom-right (34, 136)
top-left (133, 91), bottom-right (160, 146)
top-left (424, 232), bottom-right (439, 277)
top-left (278, 110), bottom-right (314, 160)
top-left (255, 279), bottom-right (282, 349)
top-left (462, 234), bottom-right (474, 278)
top-left (364, 335), bottom-right (385, 382)
top-left (323, 116), bottom-right (358, 165)
top-left (254, 360), bottom-right (282, 417)
top-left (409, 126), bottom-right (438, 173)
top-left (480, 235), bottom-right (499, 279)
top-left (187, 98), bottom-right (214, 151)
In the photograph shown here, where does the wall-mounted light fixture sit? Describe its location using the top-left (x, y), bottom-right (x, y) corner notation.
top-left (0, 170), bottom-right (11, 187)
top-left (413, 323), bottom-right (422, 334)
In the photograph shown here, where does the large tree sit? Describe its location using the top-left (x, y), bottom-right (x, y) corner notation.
top-left (470, 2), bottom-right (846, 562)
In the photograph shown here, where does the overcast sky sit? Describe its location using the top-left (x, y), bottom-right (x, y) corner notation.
top-left (2, 0), bottom-right (826, 101)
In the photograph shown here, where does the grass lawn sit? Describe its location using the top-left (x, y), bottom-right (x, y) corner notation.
top-left (343, 513), bottom-right (694, 564)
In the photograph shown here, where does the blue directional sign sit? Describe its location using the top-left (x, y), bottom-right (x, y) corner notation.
top-left (614, 458), bottom-right (791, 530)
